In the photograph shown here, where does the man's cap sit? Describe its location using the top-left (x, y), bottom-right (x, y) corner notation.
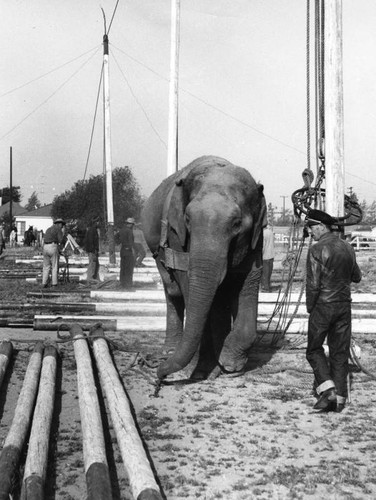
top-left (126, 217), bottom-right (135, 224)
top-left (54, 218), bottom-right (66, 225)
top-left (306, 209), bottom-right (336, 227)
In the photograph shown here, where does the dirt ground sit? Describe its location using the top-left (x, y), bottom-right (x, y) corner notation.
top-left (0, 246), bottom-right (376, 499)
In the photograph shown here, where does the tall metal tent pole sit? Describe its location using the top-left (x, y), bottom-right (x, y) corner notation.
top-left (166, 0), bottom-right (180, 177)
top-left (324, 0), bottom-right (344, 219)
top-left (9, 147), bottom-right (13, 234)
top-left (103, 32), bottom-right (116, 264)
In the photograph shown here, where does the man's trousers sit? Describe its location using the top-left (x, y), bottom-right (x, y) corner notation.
top-left (42, 243), bottom-right (59, 286)
top-left (306, 302), bottom-right (351, 398)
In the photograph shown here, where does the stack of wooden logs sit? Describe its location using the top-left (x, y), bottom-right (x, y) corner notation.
top-left (0, 333), bottom-right (162, 500)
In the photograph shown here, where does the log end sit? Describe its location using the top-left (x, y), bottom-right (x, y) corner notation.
top-left (86, 462), bottom-right (112, 499)
top-left (22, 474), bottom-right (43, 499)
top-left (0, 340), bottom-right (13, 358)
top-left (137, 488), bottom-right (163, 500)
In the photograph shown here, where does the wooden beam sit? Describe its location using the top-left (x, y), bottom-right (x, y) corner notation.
top-left (90, 325), bottom-right (162, 500)
top-left (21, 345), bottom-right (58, 498)
top-left (0, 342), bottom-right (43, 500)
top-left (71, 324), bottom-right (112, 500)
top-left (0, 341), bottom-right (12, 389)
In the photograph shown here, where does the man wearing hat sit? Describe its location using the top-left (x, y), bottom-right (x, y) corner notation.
top-left (119, 218), bottom-right (136, 289)
top-left (42, 218), bottom-right (66, 287)
top-left (305, 209), bottom-right (361, 412)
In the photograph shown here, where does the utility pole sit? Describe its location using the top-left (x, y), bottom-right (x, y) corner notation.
top-left (166, 0), bottom-right (180, 177)
top-left (324, 0), bottom-right (344, 219)
top-left (280, 195), bottom-right (288, 223)
top-left (9, 147), bottom-right (13, 235)
top-left (102, 27), bottom-right (116, 264)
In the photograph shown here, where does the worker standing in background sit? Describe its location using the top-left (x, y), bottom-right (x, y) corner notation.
top-left (133, 223), bottom-right (147, 267)
top-left (119, 218), bottom-right (136, 289)
top-left (42, 218), bottom-right (66, 288)
top-left (261, 223), bottom-right (275, 292)
top-left (84, 217), bottom-right (100, 281)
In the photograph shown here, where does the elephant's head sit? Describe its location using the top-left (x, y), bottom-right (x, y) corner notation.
top-left (158, 157), bottom-right (266, 378)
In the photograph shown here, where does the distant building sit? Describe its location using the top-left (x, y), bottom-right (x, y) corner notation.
top-left (15, 204), bottom-right (53, 241)
top-left (0, 201), bottom-right (26, 219)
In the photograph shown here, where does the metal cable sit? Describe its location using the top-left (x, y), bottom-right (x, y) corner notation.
top-left (111, 48), bottom-right (168, 149)
top-left (83, 64), bottom-right (104, 181)
top-left (306, 0), bottom-right (311, 171)
top-left (0, 49), bottom-right (100, 143)
top-left (0, 46), bottom-right (100, 99)
top-left (107, 0), bottom-right (121, 35)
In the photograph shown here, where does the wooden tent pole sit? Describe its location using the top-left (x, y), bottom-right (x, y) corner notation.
top-left (166, 0), bottom-right (180, 176)
top-left (71, 324), bottom-right (112, 500)
top-left (21, 345), bottom-right (58, 499)
top-left (324, 0), bottom-right (345, 218)
top-left (0, 342), bottom-right (44, 500)
top-left (90, 325), bottom-right (162, 500)
top-left (0, 340), bottom-right (12, 390)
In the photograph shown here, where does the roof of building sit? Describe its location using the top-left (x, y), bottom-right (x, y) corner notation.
top-left (17, 203), bottom-right (53, 218)
top-left (0, 201), bottom-right (26, 217)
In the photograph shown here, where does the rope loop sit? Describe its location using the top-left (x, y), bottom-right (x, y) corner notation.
top-left (302, 168), bottom-right (314, 188)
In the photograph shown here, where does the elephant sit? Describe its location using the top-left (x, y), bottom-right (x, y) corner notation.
top-left (141, 155), bottom-right (267, 381)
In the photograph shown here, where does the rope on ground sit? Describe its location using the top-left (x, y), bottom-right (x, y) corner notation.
top-left (350, 343), bottom-right (376, 381)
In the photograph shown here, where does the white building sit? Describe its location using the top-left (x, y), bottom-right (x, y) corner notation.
top-left (15, 204), bottom-right (53, 241)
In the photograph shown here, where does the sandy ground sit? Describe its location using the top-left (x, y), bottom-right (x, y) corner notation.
top-left (1, 329), bottom-right (376, 500)
top-left (0, 247), bottom-right (376, 499)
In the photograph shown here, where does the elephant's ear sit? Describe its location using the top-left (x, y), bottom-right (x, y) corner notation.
top-left (251, 184), bottom-right (267, 250)
top-left (166, 181), bottom-right (187, 248)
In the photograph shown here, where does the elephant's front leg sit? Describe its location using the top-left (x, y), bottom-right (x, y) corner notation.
top-left (218, 267), bottom-right (262, 373)
top-left (156, 260), bottom-right (185, 355)
top-left (190, 282), bottom-right (232, 380)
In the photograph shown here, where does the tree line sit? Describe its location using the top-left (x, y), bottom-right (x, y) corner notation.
top-left (1, 172), bottom-right (374, 236)
top-left (0, 166), bottom-right (144, 240)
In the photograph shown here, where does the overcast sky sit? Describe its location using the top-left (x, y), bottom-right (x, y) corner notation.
top-left (1, 0), bottom-right (375, 213)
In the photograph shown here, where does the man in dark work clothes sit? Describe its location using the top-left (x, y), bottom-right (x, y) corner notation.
top-left (119, 218), bottom-right (136, 289)
top-left (84, 217), bottom-right (100, 281)
top-left (305, 209), bottom-right (361, 413)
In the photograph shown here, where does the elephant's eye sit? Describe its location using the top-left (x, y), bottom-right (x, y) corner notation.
top-left (232, 219), bottom-right (242, 232)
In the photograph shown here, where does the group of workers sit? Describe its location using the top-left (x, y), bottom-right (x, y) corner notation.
top-left (42, 217), bottom-right (146, 290)
top-left (40, 206), bottom-right (360, 414)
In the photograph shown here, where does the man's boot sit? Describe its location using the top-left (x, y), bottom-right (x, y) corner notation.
top-left (313, 388), bottom-right (337, 410)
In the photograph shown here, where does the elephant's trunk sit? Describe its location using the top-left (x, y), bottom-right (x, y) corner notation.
top-left (157, 245), bottom-right (227, 378)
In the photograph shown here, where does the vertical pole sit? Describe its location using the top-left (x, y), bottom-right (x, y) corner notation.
top-left (103, 34), bottom-right (116, 264)
top-left (280, 195), bottom-right (287, 223)
top-left (324, 0), bottom-right (344, 219)
top-left (9, 147), bottom-right (12, 236)
top-left (166, 0), bottom-right (180, 177)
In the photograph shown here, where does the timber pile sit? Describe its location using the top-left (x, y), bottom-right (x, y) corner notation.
top-left (0, 253), bottom-right (303, 284)
top-left (0, 255), bottom-right (374, 338)
top-left (0, 336), bottom-right (163, 499)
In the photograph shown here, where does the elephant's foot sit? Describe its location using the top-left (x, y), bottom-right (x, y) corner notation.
top-left (218, 345), bottom-right (248, 375)
top-left (218, 364), bottom-right (246, 378)
top-left (191, 364), bottom-right (246, 381)
top-left (157, 358), bottom-right (185, 379)
top-left (190, 367), bottom-right (209, 381)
